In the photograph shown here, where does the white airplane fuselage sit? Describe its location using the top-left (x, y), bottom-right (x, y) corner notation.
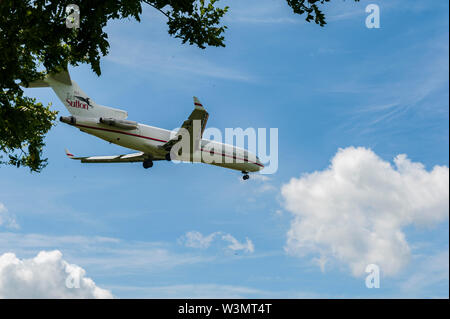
top-left (65, 116), bottom-right (264, 173)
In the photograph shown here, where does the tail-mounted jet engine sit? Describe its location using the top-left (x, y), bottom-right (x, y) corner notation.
top-left (60, 116), bottom-right (76, 124)
top-left (99, 117), bottom-right (138, 130)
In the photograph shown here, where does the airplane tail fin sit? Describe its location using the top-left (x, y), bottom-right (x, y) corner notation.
top-left (23, 69), bottom-right (128, 120)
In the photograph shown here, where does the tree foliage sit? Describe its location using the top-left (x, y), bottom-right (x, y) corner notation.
top-left (0, 0), bottom-right (359, 172)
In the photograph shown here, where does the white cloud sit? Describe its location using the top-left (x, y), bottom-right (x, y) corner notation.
top-left (181, 231), bottom-right (254, 253)
top-left (221, 234), bottom-right (255, 253)
top-left (0, 250), bottom-right (112, 299)
top-left (183, 231), bottom-right (218, 249)
top-left (0, 203), bottom-right (19, 230)
top-left (281, 147), bottom-right (449, 277)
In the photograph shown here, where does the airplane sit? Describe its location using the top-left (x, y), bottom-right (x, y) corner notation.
top-left (24, 70), bottom-right (263, 180)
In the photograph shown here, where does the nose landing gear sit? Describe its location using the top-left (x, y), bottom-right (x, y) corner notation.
top-left (242, 171), bottom-right (250, 180)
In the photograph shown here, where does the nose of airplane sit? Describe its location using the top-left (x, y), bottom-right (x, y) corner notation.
top-left (256, 157), bottom-right (264, 170)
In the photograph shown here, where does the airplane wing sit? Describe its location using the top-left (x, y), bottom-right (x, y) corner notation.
top-left (65, 149), bottom-right (157, 163)
top-left (160, 96), bottom-right (209, 152)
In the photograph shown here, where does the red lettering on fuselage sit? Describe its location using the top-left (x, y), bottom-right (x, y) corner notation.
top-left (66, 99), bottom-right (89, 110)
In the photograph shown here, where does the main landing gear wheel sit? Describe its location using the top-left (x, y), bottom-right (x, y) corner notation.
top-left (143, 159), bottom-right (153, 169)
top-left (242, 171), bottom-right (250, 181)
top-left (165, 153), bottom-right (171, 161)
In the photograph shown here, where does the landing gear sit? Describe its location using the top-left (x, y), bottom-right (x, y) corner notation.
top-left (165, 153), bottom-right (171, 161)
top-left (143, 159), bottom-right (153, 169)
top-left (242, 171), bottom-right (250, 181)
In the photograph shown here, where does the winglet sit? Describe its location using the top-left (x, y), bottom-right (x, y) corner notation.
top-left (65, 148), bottom-right (74, 159)
top-left (193, 96), bottom-right (205, 110)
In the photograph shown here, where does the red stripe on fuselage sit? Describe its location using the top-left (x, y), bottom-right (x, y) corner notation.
top-left (199, 148), bottom-right (264, 168)
top-left (75, 123), bottom-right (168, 143)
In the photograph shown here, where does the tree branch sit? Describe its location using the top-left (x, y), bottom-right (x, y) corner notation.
top-left (144, 1), bottom-right (172, 20)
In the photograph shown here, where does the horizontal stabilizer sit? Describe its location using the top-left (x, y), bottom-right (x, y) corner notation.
top-left (21, 70), bottom-right (72, 88)
top-left (24, 79), bottom-right (50, 88)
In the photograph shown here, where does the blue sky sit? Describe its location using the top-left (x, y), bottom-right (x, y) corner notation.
top-left (0, 0), bottom-right (448, 298)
